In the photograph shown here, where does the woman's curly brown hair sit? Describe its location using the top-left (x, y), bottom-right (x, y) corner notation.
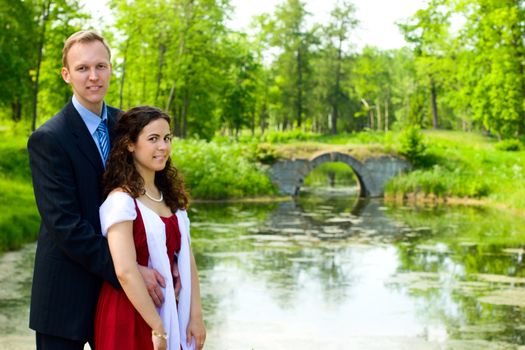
top-left (102, 106), bottom-right (189, 211)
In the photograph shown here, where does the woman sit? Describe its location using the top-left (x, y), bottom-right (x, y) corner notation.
top-left (94, 106), bottom-right (206, 350)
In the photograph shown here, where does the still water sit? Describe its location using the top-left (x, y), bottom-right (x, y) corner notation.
top-left (1, 189), bottom-right (524, 349)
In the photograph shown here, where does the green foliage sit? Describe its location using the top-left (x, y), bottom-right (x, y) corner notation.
top-left (249, 143), bottom-right (280, 165)
top-left (0, 177), bottom-right (40, 251)
top-left (495, 139), bottom-right (523, 152)
top-left (387, 130), bottom-right (525, 203)
top-left (262, 129), bottom-right (318, 143)
top-left (0, 131), bottom-right (39, 252)
top-left (386, 166), bottom-right (490, 199)
top-left (171, 139), bottom-right (277, 200)
top-left (398, 126), bottom-right (426, 165)
top-left (303, 162), bottom-right (356, 187)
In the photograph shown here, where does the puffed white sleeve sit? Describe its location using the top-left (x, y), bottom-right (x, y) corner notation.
top-left (99, 191), bottom-right (137, 237)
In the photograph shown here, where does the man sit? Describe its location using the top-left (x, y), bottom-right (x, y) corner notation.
top-left (28, 30), bottom-right (167, 350)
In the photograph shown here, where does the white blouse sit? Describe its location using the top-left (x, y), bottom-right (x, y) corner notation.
top-left (100, 191), bottom-right (195, 350)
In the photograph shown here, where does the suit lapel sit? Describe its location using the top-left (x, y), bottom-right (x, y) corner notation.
top-left (64, 101), bottom-right (105, 174)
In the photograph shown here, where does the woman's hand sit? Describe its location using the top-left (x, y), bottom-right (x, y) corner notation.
top-left (187, 314), bottom-right (206, 349)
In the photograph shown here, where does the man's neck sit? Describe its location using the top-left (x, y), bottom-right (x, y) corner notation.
top-left (73, 95), bottom-right (103, 116)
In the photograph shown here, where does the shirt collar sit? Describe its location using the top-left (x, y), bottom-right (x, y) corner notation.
top-left (72, 95), bottom-right (108, 136)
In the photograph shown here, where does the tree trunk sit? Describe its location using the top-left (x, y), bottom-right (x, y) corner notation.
top-left (332, 34), bottom-right (343, 135)
top-left (296, 45), bottom-right (303, 128)
top-left (31, 0), bottom-right (51, 132)
top-left (182, 86), bottom-right (189, 138)
top-left (166, 81), bottom-right (176, 113)
top-left (251, 109), bottom-right (255, 136)
top-left (430, 77), bottom-right (439, 129)
top-left (384, 99), bottom-right (389, 131)
top-left (260, 103), bottom-right (268, 135)
top-left (376, 100), bottom-right (381, 131)
top-left (155, 42), bottom-right (166, 106)
top-left (12, 100), bottom-right (21, 122)
top-left (119, 40), bottom-right (129, 110)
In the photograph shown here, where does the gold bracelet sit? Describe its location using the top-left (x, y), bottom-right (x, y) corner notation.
top-left (152, 330), bottom-right (168, 340)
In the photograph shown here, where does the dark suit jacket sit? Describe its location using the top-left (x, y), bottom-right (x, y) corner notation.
top-left (28, 101), bottom-right (121, 341)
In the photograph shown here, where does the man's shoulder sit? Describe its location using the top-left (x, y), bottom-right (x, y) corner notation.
top-left (107, 105), bottom-right (122, 119)
top-left (29, 103), bottom-right (76, 142)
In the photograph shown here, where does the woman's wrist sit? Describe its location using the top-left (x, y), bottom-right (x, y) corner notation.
top-left (152, 329), bottom-right (168, 340)
top-left (190, 309), bottom-right (203, 319)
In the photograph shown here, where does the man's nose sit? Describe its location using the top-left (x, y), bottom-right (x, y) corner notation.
top-left (88, 67), bottom-right (99, 80)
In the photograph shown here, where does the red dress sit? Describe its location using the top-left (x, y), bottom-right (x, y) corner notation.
top-left (94, 201), bottom-right (181, 350)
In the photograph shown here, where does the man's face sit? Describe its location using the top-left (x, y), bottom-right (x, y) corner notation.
top-left (61, 40), bottom-right (112, 115)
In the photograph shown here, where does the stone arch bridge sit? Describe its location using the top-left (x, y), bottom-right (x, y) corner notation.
top-left (269, 152), bottom-right (411, 197)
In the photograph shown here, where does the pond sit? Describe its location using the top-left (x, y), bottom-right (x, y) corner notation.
top-left (1, 188), bottom-right (524, 349)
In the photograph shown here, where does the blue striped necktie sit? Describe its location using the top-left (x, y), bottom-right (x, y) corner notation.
top-left (96, 120), bottom-right (110, 166)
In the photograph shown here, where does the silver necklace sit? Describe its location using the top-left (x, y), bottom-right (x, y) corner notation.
top-left (144, 190), bottom-right (163, 202)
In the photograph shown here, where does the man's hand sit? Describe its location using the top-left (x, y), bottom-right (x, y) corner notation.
top-left (172, 261), bottom-right (181, 299)
top-left (138, 265), bottom-right (166, 307)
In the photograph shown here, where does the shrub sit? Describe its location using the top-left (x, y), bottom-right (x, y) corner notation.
top-left (250, 144), bottom-right (279, 165)
top-left (172, 140), bottom-right (277, 199)
top-left (398, 126), bottom-right (427, 166)
top-left (495, 139), bottom-right (523, 152)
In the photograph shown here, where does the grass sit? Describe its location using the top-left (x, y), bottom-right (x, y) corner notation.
top-left (385, 130), bottom-right (525, 210)
top-left (0, 130), bottom-right (40, 251)
top-left (1, 124), bottom-right (524, 252)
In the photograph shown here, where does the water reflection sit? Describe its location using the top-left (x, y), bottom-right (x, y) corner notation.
top-left (190, 191), bottom-right (525, 350)
top-left (1, 189), bottom-right (525, 349)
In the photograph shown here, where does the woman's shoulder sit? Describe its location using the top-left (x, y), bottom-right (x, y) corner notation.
top-left (102, 188), bottom-right (136, 209)
top-left (108, 187), bottom-right (132, 196)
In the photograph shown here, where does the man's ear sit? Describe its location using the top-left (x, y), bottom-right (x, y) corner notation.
top-left (61, 67), bottom-right (70, 84)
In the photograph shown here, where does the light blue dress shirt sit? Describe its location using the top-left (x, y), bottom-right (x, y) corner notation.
top-left (72, 95), bottom-right (109, 162)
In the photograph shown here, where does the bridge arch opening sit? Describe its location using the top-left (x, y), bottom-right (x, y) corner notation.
top-left (294, 152), bottom-right (372, 197)
top-left (299, 161), bottom-right (363, 197)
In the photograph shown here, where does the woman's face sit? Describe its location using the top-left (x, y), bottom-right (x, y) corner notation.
top-left (128, 118), bottom-right (172, 177)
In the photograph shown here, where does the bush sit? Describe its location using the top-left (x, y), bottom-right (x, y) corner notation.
top-left (250, 144), bottom-right (279, 165)
top-left (495, 139), bottom-right (523, 152)
top-left (398, 126), bottom-right (427, 166)
top-left (171, 140), bottom-right (277, 199)
top-left (263, 129), bottom-right (317, 143)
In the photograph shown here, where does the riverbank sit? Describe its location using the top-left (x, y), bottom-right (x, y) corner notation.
top-left (1, 128), bottom-right (524, 253)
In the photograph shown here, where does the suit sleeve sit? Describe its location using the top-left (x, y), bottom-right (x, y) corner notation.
top-left (28, 128), bottom-right (120, 289)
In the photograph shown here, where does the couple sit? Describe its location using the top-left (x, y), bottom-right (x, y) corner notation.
top-left (27, 30), bottom-right (206, 350)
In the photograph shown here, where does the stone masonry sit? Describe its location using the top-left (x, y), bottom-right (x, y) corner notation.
top-left (269, 152), bottom-right (411, 197)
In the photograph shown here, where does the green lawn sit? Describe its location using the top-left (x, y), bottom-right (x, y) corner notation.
top-left (1, 127), bottom-right (523, 252)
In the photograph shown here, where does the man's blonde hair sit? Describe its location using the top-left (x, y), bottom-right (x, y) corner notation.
top-left (62, 30), bottom-right (111, 68)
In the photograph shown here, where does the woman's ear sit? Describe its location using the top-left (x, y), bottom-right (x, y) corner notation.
top-left (127, 143), bottom-right (135, 153)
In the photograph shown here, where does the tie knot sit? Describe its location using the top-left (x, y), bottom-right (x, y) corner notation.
top-left (97, 120), bottom-right (107, 132)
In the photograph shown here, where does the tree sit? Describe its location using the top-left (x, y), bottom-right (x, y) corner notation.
top-left (268, 0), bottom-right (315, 129)
top-left (109, 0), bottom-right (233, 139)
top-left (0, 0), bottom-right (37, 122)
top-left (321, 0), bottom-right (358, 134)
top-left (351, 46), bottom-right (392, 130)
top-left (455, 0), bottom-right (525, 137)
top-left (399, 0), bottom-right (453, 129)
